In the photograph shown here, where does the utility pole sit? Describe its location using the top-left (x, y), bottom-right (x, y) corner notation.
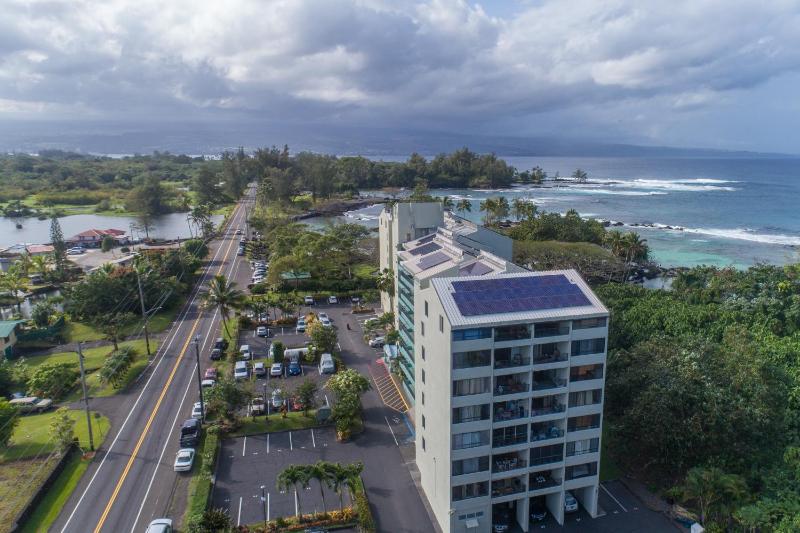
top-left (136, 268), bottom-right (151, 357)
top-left (77, 343), bottom-right (95, 451)
top-left (193, 335), bottom-right (205, 423)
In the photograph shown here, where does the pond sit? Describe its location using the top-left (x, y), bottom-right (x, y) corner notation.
top-left (0, 212), bottom-right (222, 249)
top-left (0, 289), bottom-right (62, 320)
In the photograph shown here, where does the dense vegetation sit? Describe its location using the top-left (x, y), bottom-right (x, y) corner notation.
top-left (599, 264), bottom-right (800, 531)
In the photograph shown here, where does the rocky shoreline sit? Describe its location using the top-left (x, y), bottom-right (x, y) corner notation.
top-left (290, 197), bottom-right (385, 221)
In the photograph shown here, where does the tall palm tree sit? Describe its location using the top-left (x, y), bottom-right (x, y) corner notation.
top-left (623, 232), bottom-right (649, 262)
top-left (440, 196), bottom-right (454, 211)
top-left (202, 274), bottom-right (245, 337)
top-left (604, 230), bottom-right (625, 258)
top-left (1, 266), bottom-right (27, 311)
top-left (479, 198), bottom-right (498, 226)
top-left (30, 255), bottom-right (51, 276)
top-left (16, 253), bottom-right (32, 276)
top-left (310, 460), bottom-right (333, 515)
top-left (455, 198), bottom-right (472, 216)
top-left (325, 463), bottom-right (351, 512)
top-left (375, 268), bottom-right (395, 312)
top-left (277, 466), bottom-right (304, 518)
top-left (495, 196), bottom-right (510, 221)
top-left (344, 462), bottom-right (364, 506)
top-left (511, 198), bottom-right (528, 222)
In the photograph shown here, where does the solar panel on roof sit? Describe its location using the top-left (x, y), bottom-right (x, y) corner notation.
top-left (416, 233), bottom-right (436, 244)
top-left (409, 242), bottom-right (441, 256)
top-left (417, 251), bottom-right (450, 270)
top-left (459, 261), bottom-right (493, 276)
top-left (451, 274), bottom-right (591, 316)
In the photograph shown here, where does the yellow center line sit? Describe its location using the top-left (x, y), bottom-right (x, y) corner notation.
top-left (93, 202), bottom-right (243, 533)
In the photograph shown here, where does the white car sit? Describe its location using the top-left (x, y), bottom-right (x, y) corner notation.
top-left (145, 519), bottom-right (173, 533)
top-left (235, 229), bottom-right (243, 235)
top-left (239, 345), bottom-right (251, 360)
top-left (270, 362), bottom-right (283, 377)
top-left (66, 247), bottom-right (85, 255)
top-left (173, 448), bottom-right (196, 472)
top-left (256, 326), bottom-right (268, 337)
top-left (201, 378), bottom-right (215, 389)
top-left (369, 336), bottom-right (385, 348)
top-left (328, 295), bottom-right (338, 304)
top-left (295, 320), bottom-right (306, 333)
top-left (318, 312), bottom-right (329, 321)
top-left (564, 491), bottom-right (579, 513)
top-left (191, 401), bottom-right (204, 420)
top-left (320, 317), bottom-right (332, 328)
top-left (234, 361), bottom-right (249, 380)
top-left (304, 295), bottom-right (314, 305)
top-left (271, 389), bottom-right (284, 408)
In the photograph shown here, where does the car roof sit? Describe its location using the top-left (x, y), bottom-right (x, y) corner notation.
top-left (182, 418), bottom-right (199, 428)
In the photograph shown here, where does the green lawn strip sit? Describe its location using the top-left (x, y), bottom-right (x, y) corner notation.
top-left (18, 452), bottom-right (90, 533)
top-left (63, 300), bottom-right (183, 344)
top-left (184, 431), bottom-right (220, 524)
top-left (1, 410), bottom-right (110, 463)
top-left (229, 410), bottom-right (319, 437)
top-left (62, 320), bottom-right (104, 343)
top-left (600, 424), bottom-right (621, 481)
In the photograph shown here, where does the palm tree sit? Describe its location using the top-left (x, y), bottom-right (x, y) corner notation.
top-left (680, 466), bottom-right (746, 525)
top-left (623, 232), bottom-right (649, 262)
top-left (277, 465), bottom-right (304, 518)
top-left (479, 197), bottom-right (498, 225)
top-left (30, 255), bottom-right (51, 276)
top-left (16, 253), bottom-right (32, 276)
top-left (440, 196), bottom-right (454, 211)
top-left (455, 198), bottom-right (472, 216)
top-left (572, 168), bottom-right (589, 183)
top-left (495, 196), bottom-right (510, 221)
top-left (604, 230), bottom-right (625, 258)
top-left (511, 198), bottom-right (531, 222)
top-left (344, 462), bottom-right (364, 506)
top-left (310, 460), bottom-right (333, 516)
top-left (326, 463), bottom-right (351, 512)
top-left (202, 274), bottom-right (245, 337)
top-left (376, 268), bottom-right (394, 312)
top-left (1, 266), bottom-right (27, 311)
top-left (296, 465), bottom-right (313, 520)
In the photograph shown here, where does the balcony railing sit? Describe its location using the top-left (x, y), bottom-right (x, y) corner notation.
top-left (533, 352), bottom-right (568, 364)
top-left (531, 427), bottom-right (564, 442)
top-left (491, 480), bottom-right (526, 497)
top-left (568, 422), bottom-right (601, 432)
top-left (494, 382), bottom-right (530, 396)
top-left (570, 371), bottom-right (603, 382)
top-left (492, 435), bottom-right (527, 448)
top-left (529, 474), bottom-right (562, 491)
top-left (494, 407), bottom-right (527, 422)
top-left (534, 324), bottom-right (570, 338)
top-left (532, 378), bottom-right (567, 391)
top-left (566, 447), bottom-right (599, 457)
top-left (494, 326), bottom-right (531, 342)
top-left (531, 404), bottom-right (566, 417)
top-left (494, 355), bottom-right (531, 369)
top-left (492, 457), bottom-right (528, 473)
top-left (530, 454), bottom-right (564, 466)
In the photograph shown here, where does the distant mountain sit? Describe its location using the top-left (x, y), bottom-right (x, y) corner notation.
top-left (0, 120), bottom-right (793, 158)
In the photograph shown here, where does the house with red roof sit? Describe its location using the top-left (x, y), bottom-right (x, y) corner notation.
top-left (67, 228), bottom-right (129, 246)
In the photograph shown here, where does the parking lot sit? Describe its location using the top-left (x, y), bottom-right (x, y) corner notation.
top-left (214, 427), bottom-right (354, 526)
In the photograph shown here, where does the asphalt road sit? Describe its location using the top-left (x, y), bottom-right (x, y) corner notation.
top-left (52, 187), bottom-right (256, 533)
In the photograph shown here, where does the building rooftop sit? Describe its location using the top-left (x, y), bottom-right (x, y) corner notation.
top-left (0, 320), bottom-right (24, 338)
top-left (433, 270), bottom-right (608, 327)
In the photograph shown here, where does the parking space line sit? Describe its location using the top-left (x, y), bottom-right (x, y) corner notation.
top-left (385, 416), bottom-right (399, 446)
top-left (601, 483), bottom-right (629, 512)
top-left (242, 436), bottom-right (247, 457)
top-left (294, 489), bottom-right (299, 516)
top-left (267, 434), bottom-right (270, 454)
top-left (289, 431), bottom-right (293, 450)
top-left (311, 428), bottom-right (316, 448)
top-left (237, 496), bottom-right (242, 526)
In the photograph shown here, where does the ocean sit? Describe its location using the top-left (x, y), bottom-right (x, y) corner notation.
top-left (333, 156), bottom-right (800, 269)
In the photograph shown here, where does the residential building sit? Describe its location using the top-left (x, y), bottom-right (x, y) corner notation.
top-left (67, 228), bottom-right (128, 246)
top-left (0, 320), bottom-right (23, 358)
top-left (415, 270), bottom-right (609, 532)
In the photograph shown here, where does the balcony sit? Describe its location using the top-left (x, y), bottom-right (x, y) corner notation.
top-left (533, 344), bottom-right (568, 364)
top-left (492, 455), bottom-right (528, 473)
top-left (494, 350), bottom-right (531, 369)
top-left (531, 425), bottom-right (564, 442)
top-left (492, 434), bottom-right (527, 448)
top-left (493, 401), bottom-right (527, 422)
top-left (494, 379), bottom-right (530, 396)
top-left (494, 324), bottom-right (531, 342)
top-left (530, 454), bottom-right (564, 467)
top-left (532, 376), bottom-right (567, 391)
top-left (529, 473), bottom-right (562, 491)
top-left (531, 403), bottom-right (566, 417)
top-left (570, 367), bottom-right (604, 382)
top-left (534, 322), bottom-right (570, 338)
top-left (491, 478), bottom-right (526, 498)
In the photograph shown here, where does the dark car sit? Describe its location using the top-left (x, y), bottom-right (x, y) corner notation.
top-left (180, 418), bottom-right (201, 447)
top-left (214, 337), bottom-right (228, 350)
top-left (210, 348), bottom-right (222, 360)
top-left (288, 361), bottom-right (302, 376)
top-left (530, 501), bottom-right (548, 522)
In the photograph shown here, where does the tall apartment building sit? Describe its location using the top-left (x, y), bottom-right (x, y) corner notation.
top-left (414, 271), bottom-right (608, 533)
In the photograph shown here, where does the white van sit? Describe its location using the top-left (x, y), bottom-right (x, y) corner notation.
top-left (318, 353), bottom-right (335, 375)
top-left (284, 347), bottom-right (309, 363)
top-left (239, 344), bottom-right (251, 360)
top-left (234, 361), bottom-right (249, 381)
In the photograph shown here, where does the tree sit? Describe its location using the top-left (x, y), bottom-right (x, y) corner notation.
top-left (50, 215), bottom-right (67, 275)
top-left (202, 274), bottom-right (245, 338)
top-left (479, 197), bottom-right (497, 225)
top-left (440, 196), bottom-right (454, 211)
top-left (327, 368), bottom-right (371, 397)
top-left (16, 254), bottom-right (32, 275)
top-left (27, 362), bottom-right (79, 399)
top-left (127, 174), bottom-right (168, 217)
top-left (189, 204), bottom-right (214, 238)
top-left (572, 168), bottom-right (589, 183)
top-left (50, 407), bottom-right (76, 452)
top-left (205, 377), bottom-right (248, 420)
top-left (511, 198), bottom-right (536, 222)
top-left (1, 266), bottom-right (27, 311)
top-left (531, 166), bottom-right (547, 184)
top-left (94, 312), bottom-right (135, 351)
top-left (376, 268), bottom-right (395, 312)
top-left (101, 235), bottom-right (114, 253)
top-left (680, 467), bottom-right (747, 525)
top-left (31, 300), bottom-right (55, 328)
top-left (271, 340), bottom-right (285, 363)
top-left (277, 465), bottom-right (310, 520)
top-left (310, 460), bottom-right (333, 515)
top-left (183, 238), bottom-right (209, 259)
top-left (98, 346), bottom-right (136, 388)
top-left (0, 399), bottom-right (19, 448)
top-left (307, 321), bottom-right (338, 354)
top-left (194, 168), bottom-right (219, 206)
top-left (455, 198), bottom-right (472, 216)
top-left (295, 378), bottom-right (318, 416)
top-left (30, 255), bottom-right (51, 277)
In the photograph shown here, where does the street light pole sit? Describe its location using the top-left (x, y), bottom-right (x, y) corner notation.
top-left (193, 335), bottom-right (205, 423)
top-left (260, 485), bottom-right (268, 530)
top-left (77, 343), bottom-right (95, 451)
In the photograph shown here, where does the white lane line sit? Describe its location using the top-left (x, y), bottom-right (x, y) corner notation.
top-left (294, 490), bottom-right (299, 517)
top-left (289, 431), bottom-right (293, 451)
top-left (600, 483), bottom-right (629, 512)
top-left (311, 428), bottom-right (316, 448)
top-left (237, 496), bottom-right (243, 526)
top-left (267, 434), bottom-right (270, 454)
top-left (385, 416), bottom-right (399, 446)
top-left (242, 436), bottom-right (247, 457)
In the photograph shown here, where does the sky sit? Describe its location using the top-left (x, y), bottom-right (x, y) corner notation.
top-left (2, 0), bottom-right (800, 153)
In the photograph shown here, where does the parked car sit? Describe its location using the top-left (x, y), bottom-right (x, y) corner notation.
top-left (530, 501), bottom-right (548, 522)
top-left (288, 361), bottom-right (302, 376)
top-left (304, 295), bottom-right (314, 305)
top-left (191, 402), bottom-right (204, 420)
top-left (368, 336), bottom-right (385, 348)
top-left (66, 247), bottom-right (85, 255)
top-left (318, 353), bottom-right (335, 375)
top-left (9, 396), bottom-right (53, 414)
top-left (204, 367), bottom-right (218, 380)
top-left (320, 317), bottom-right (332, 328)
top-left (564, 491), bottom-right (579, 513)
top-left (295, 319), bottom-right (306, 333)
top-left (253, 361), bottom-right (266, 377)
top-left (214, 337), bottom-right (228, 350)
top-left (271, 389), bottom-right (284, 408)
top-left (256, 326), bottom-right (269, 337)
top-left (179, 419), bottom-right (201, 447)
top-left (174, 448), bottom-right (196, 472)
top-left (270, 362), bottom-right (283, 377)
top-left (234, 361), bottom-right (249, 380)
top-left (249, 395), bottom-right (266, 416)
top-left (210, 348), bottom-right (222, 360)
top-left (145, 518), bottom-right (173, 533)
top-left (318, 312), bottom-right (329, 321)
top-left (239, 344), bottom-right (251, 360)
top-left (201, 378), bottom-right (216, 389)
top-left (328, 295), bottom-right (338, 304)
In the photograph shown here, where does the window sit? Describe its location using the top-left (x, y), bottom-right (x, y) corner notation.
top-left (530, 443), bottom-right (564, 465)
top-left (452, 481), bottom-right (489, 501)
top-left (421, 345), bottom-right (426, 360)
top-left (422, 437), bottom-right (426, 451)
top-left (453, 404), bottom-right (490, 424)
top-left (569, 389), bottom-right (602, 407)
top-left (424, 301), bottom-right (429, 317)
top-left (422, 415), bottom-right (426, 428)
top-left (421, 369), bottom-right (426, 384)
top-left (571, 338), bottom-right (606, 356)
top-left (452, 430), bottom-right (489, 450)
top-left (421, 321), bottom-right (425, 336)
top-left (492, 425), bottom-right (527, 447)
top-left (452, 328), bottom-right (492, 341)
top-left (570, 364), bottom-right (604, 382)
top-left (439, 315), bottom-right (444, 332)
top-left (421, 391), bottom-right (425, 405)
top-left (452, 350), bottom-right (491, 369)
top-left (572, 317), bottom-right (607, 330)
top-left (566, 438), bottom-right (599, 456)
top-left (565, 462), bottom-right (598, 480)
top-left (453, 377), bottom-right (490, 396)
top-left (452, 456), bottom-right (490, 476)
top-left (568, 414), bottom-right (601, 432)
top-left (494, 324), bottom-right (531, 341)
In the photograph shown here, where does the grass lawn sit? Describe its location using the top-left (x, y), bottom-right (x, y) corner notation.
top-left (62, 300), bottom-right (182, 343)
top-left (1, 410), bottom-right (110, 463)
top-left (513, 239), bottom-right (619, 261)
top-left (19, 452), bottom-right (90, 533)
top-left (230, 410), bottom-right (320, 437)
top-left (353, 263), bottom-right (377, 279)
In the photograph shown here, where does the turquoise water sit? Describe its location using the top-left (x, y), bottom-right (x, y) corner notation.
top-left (329, 156), bottom-right (800, 268)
